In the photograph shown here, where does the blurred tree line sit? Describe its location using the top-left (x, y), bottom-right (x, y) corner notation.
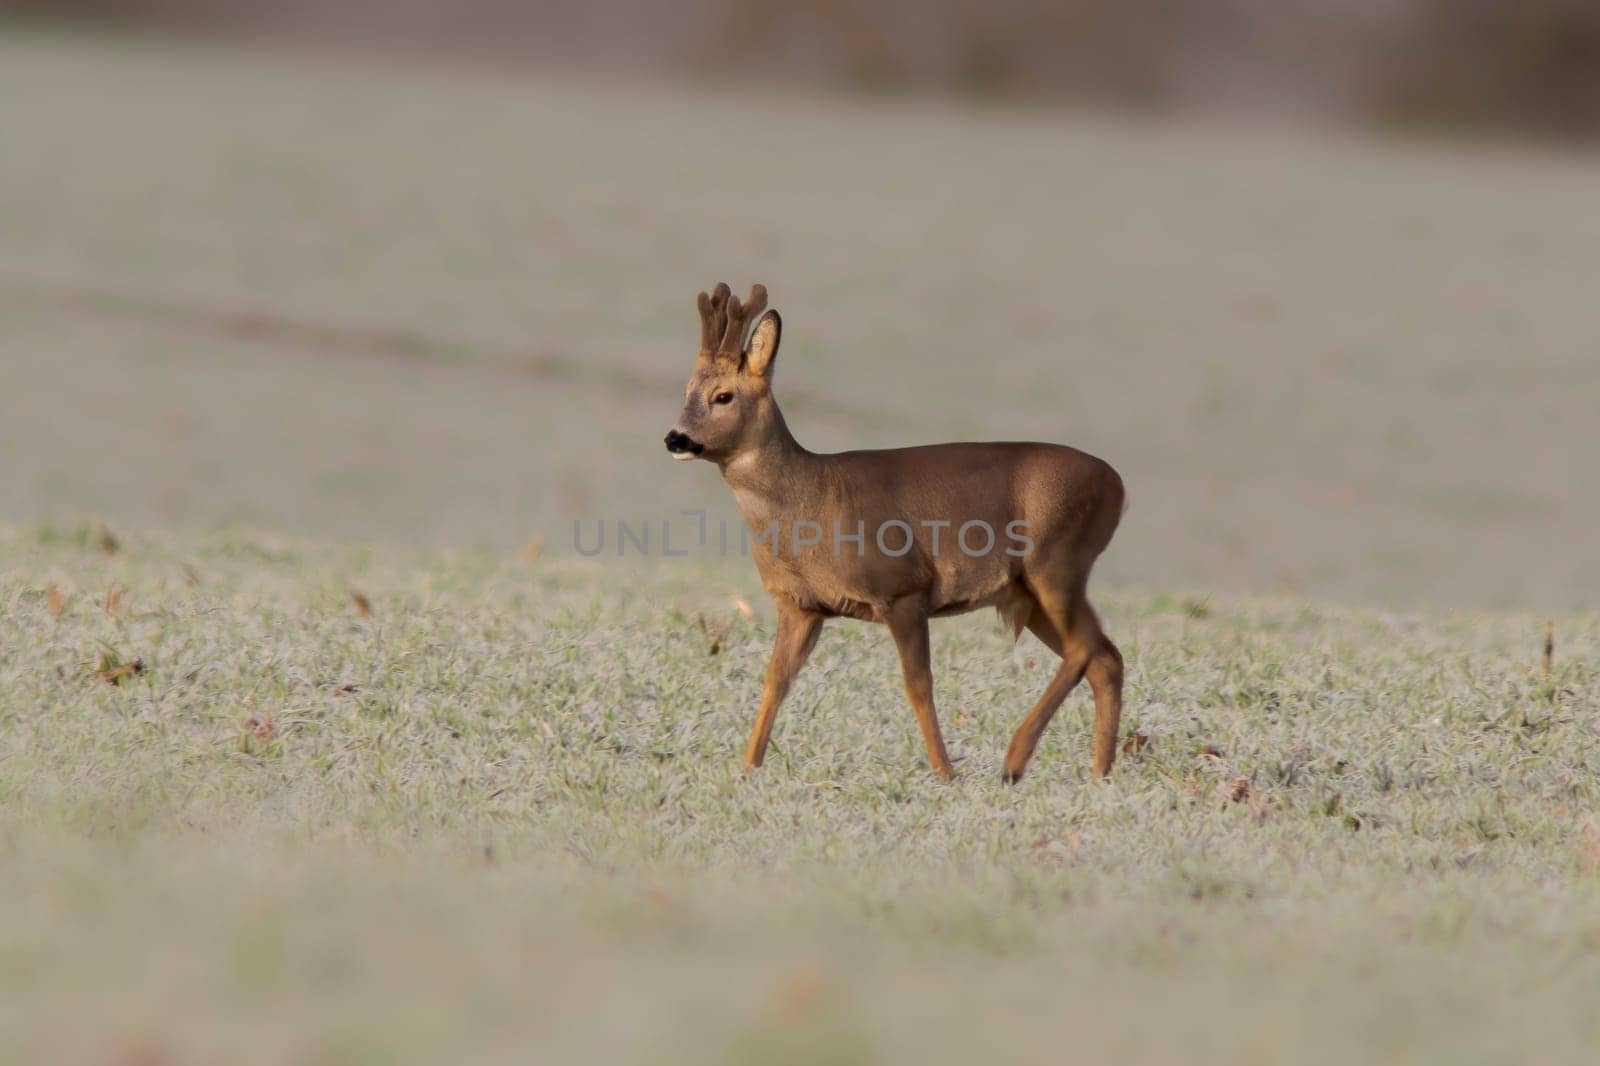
top-left (8, 0), bottom-right (1600, 138)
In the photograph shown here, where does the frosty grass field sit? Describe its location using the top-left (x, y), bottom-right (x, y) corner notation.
top-left (1, 30), bottom-right (1599, 1065)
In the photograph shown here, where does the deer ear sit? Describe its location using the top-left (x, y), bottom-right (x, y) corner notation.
top-left (744, 310), bottom-right (782, 378)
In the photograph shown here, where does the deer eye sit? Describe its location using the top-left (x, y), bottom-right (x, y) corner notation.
top-left (712, 391), bottom-right (735, 406)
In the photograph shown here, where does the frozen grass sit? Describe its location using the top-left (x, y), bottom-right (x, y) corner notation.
top-left (2, 522), bottom-right (1598, 1063)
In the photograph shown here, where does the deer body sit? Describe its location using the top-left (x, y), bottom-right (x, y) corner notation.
top-left (668, 284), bottom-right (1126, 781)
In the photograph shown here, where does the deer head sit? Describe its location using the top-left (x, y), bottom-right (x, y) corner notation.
top-left (664, 282), bottom-right (784, 464)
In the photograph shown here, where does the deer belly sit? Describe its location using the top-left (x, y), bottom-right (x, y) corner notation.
top-left (929, 578), bottom-right (1022, 618)
top-left (929, 545), bottom-right (1019, 610)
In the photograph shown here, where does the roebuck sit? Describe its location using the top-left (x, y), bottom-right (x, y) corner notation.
top-left (666, 283), bottom-right (1126, 781)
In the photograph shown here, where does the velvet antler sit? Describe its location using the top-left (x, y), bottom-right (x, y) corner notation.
top-left (697, 282), bottom-right (767, 364)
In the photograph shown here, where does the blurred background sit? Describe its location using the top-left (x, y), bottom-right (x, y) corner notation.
top-left (11, 0), bottom-right (1600, 135)
top-left (2, 2), bottom-right (1597, 609)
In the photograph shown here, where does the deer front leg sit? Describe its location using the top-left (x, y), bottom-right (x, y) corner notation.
top-left (742, 607), bottom-right (823, 771)
top-left (884, 600), bottom-right (956, 780)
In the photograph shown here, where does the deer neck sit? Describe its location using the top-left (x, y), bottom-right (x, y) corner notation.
top-left (718, 407), bottom-right (821, 522)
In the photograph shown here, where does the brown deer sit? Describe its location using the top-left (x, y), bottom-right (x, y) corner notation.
top-left (665, 283), bottom-right (1126, 782)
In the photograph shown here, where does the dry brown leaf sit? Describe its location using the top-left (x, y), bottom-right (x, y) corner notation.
top-left (1122, 730), bottom-right (1150, 756)
top-left (1225, 777), bottom-right (1251, 803)
top-left (522, 534), bottom-right (545, 563)
top-left (1027, 832), bottom-right (1069, 869)
top-left (104, 584), bottom-right (124, 619)
top-left (769, 961), bottom-right (833, 1022)
top-left (1579, 823), bottom-right (1600, 875)
top-left (349, 589), bottom-right (373, 618)
top-left (47, 585), bottom-right (65, 618)
top-left (95, 656), bottom-right (144, 685)
top-left (110, 1036), bottom-right (172, 1066)
top-left (1199, 744), bottom-right (1226, 761)
top-left (694, 612), bottom-right (729, 655)
top-left (243, 712), bottom-right (275, 740)
top-left (330, 682), bottom-right (360, 696)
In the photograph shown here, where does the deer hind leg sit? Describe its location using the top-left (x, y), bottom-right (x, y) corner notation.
top-left (1022, 602), bottom-right (1062, 656)
top-left (1084, 634), bottom-right (1124, 778)
top-left (743, 607), bottom-right (824, 771)
top-left (884, 599), bottom-right (956, 780)
top-left (1003, 579), bottom-right (1100, 783)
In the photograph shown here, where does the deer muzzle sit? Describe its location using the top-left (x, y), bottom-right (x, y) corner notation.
top-left (664, 429), bottom-right (704, 460)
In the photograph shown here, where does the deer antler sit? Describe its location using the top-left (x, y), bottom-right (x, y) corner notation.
top-left (697, 282), bottom-right (731, 359)
top-left (698, 282), bottom-right (767, 363)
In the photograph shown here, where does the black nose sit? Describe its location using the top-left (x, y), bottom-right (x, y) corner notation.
top-left (664, 430), bottom-right (702, 455)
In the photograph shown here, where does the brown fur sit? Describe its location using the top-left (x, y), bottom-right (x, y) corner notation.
top-left (667, 283), bottom-right (1126, 781)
